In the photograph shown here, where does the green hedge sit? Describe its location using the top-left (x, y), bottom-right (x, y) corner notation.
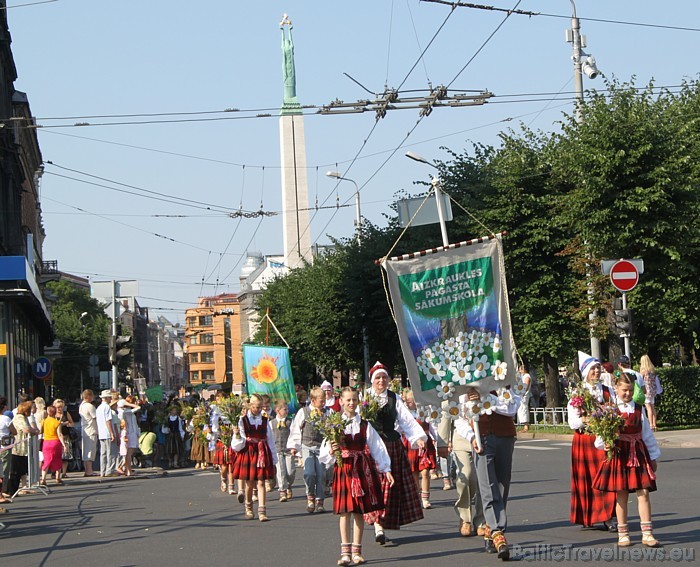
top-left (655, 366), bottom-right (700, 426)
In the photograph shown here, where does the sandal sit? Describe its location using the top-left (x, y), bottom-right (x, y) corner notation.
top-left (617, 524), bottom-right (631, 547)
top-left (337, 556), bottom-right (352, 566)
top-left (351, 544), bottom-right (366, 564)
top-left (245, 503), bottom-right (254, 520)
top-left (220, 479), bottom-right (227, 493)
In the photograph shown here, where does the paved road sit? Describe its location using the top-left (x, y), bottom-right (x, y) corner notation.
top-left (1, 439), bottom-right (698, 566)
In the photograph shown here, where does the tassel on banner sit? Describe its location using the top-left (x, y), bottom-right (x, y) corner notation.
top-left (375, 232), bottom-right (507, 265)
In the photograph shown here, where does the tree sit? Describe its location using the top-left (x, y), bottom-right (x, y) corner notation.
top-left (46, 280), bottom-right (110, 400)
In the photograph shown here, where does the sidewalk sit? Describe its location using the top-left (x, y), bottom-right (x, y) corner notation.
top-left (522, 428), bottom-right (700, 449)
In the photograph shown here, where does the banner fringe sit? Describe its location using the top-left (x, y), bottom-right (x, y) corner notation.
top-left (375, 231), bottom-right (507, 265)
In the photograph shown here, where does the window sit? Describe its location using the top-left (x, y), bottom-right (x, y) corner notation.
top-left (190, 370), bottom-right (199, 382)
top-left (190, 353), bottom-right (199, 363)
top-left (186, 317), bottom-right (196, 327)
top-left (199, 315), bottom-right (213, 326)
top-left (200, 333), bottom-right (214, 344)
top-left (201, 351), bottom-right (214, 363)
top-left (201, 370), bottom-right (214, 382)
top-left (190, 335), bottom-right (198, 345)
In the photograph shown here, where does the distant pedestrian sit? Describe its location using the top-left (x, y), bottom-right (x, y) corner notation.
top-left (79, 390), bottom-right (98, 477)
top-left (516, 365), bottom-right (532, 432)
top-left (96, 390), bottom-right (118, 477)
top-left (639, 355), bottom-right (661, 431)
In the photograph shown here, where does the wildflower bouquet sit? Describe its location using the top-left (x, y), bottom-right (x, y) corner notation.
top-left (388, 378), bottom-right (403, 394)
top-left (586, 403), bottom-right (626, 461)
top-left (178, 401), bottom-right (195, 422)
top-left (213, 395), bottom-right (247, 442)
top-left (359, 393), bottom-right (383, 431)
top-left (566, 381), bottom-right (599, 417)
top-left (191, 405), bottom-right (210, 443)
top-left (307, 410), bottom-right (347, 467)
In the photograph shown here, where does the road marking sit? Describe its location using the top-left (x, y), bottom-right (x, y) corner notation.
top-left (517, 439), bottom-right (551, 443)
top-left (514, 445), bottom-right (557, 451)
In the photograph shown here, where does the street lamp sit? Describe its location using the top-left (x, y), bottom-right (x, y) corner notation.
top-left (325, 170), bottom-right (369, 383)
top-left (326, 171), bottom-right (361, 245)
top-left (405, 151), bottom-right (450, 247)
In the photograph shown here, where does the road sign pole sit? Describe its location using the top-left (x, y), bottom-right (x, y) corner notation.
top-left (622, 292), bottom-right (631, 359)
top-left (112, 279), bottom-right (118, 391)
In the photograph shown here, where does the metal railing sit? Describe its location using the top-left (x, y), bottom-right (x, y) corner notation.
top-left (530, 407), bottom-right (568, 427)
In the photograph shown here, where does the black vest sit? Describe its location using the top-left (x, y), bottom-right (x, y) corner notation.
top-left (375, 391), bottom-right (400, 442)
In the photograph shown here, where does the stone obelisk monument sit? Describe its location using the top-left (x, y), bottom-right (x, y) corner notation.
top-left (279, 14), bottom-right (312, 269)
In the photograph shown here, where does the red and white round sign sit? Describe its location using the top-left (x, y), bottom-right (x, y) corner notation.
top-left (610, 259), bottom-right (639, 292)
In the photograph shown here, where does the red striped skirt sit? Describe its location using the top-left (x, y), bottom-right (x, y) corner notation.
top-left (212, 440), bottom-right (233, 466)
top-left (570, 431), bottom-right (616, 526)
top-left (593, 436), bottom-right (657, 493)
top-left (332, 449), bottom-right (385, 515)
top-left (231, 439), bottom-right (275, 481)
top-left (403, 435), bottom-right (437, 472)
top-left (364, 438), bottom-right (423, 530)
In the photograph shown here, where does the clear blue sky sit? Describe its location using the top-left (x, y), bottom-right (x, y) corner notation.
top-left (7, 0), bottom-right (700, 324)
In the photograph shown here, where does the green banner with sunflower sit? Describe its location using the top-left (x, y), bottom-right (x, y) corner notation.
top-left (243, 345), bottom-right (298, 413)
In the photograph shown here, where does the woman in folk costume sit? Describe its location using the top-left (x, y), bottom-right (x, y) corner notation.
top-left (402, 389), bottom-right (437, 509)
top-left (592, 372), bottom-right (661, 548)
top-left (231, 393), bottom-right (277, 522)
top-left (364, 362), bottom-right (427, 545)
top-left (567, 352), bottom-right (617, 530)
top-left (321, 387), bottom-right (394, 566)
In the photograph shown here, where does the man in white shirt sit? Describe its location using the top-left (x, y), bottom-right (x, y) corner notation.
top-left (96, 390), bottom-right (117, 476)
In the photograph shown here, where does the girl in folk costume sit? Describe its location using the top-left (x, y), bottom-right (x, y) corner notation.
top-left (364, 362), bottom-right (427, 545)
top-left (322, 380), bottom-right (342, 413)
top-left (567, 352), bottom-right (617, 530)
top-left (189, 405), bottom-right (210, 470)
top-left (163, 405), bottom-right (185, 469)
top-left (402, 389), bottom-right (437, 509)
top-left (271, 400), bottom-right (296, 502)
top-left (231, 394), bottom-right (277, 522)
top-left (320, 387), bottom-right (394, 566)
top-left (593, 373), bottom-right (661, 547)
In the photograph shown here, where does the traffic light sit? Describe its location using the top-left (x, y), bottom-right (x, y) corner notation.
top-left (109, 335), bottom-right (132, 364)
top-left (612, 298), bottom-right (633, 335)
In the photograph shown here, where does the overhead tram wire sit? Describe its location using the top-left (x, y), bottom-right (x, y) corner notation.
top-left (45, 161), bottom-right (242, 213)
top-left (42, 196), bottom-right (241, 256)
top-left (2, 0), bottom-right (58, 8)
top-left (421, 0), bottom-right (700, 33)
top-left (446, 0), bottom-right (523, 89)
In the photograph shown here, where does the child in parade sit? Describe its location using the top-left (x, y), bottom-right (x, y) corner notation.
top-left (402, 389), bottom-right (437, 509)
top-left (163, 405), bottom-right (185, 469)
top-left (364, 362), bottom-right (427, 545)
top-left (462, 385), bottom-right (518, 561)
top-left (593, 372), bottom-right (661, 548)
top-left (231, 394), bottom-right (277, 521)
top-left (320, 387), bottom-right (394, 566)
top-left (271, 400), bottom-right (295, 502)
top-left (568, 352), bottom-right (617, 531)
top-left (288, 386), bottom-right (328, 513)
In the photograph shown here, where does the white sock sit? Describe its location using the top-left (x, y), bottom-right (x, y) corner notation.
top-left (374, 523), bottom-right (383, 534)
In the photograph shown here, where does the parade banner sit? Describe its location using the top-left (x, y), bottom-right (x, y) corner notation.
top-left (243, 345), bottom-right (298, 413)
top-left (382, 235), bottom-right (517, 408)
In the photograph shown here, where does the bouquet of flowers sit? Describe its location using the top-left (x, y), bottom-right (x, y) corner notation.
top-left (191, 405), bottom-right (210, 443)
top-left (586, 403), bottom-right (626, 461)
top-left (359, 393), bottom-right (383, 431)
top-left (213, 395), bottom-right (247, 442)
top-left (307, 410), bottom-right (347, 467)
top-left (388, 378), bottom-right (403, 394)
top-left (178, 401), bottom-right (195, 422)
top-left (566, 381), bottom-right (600, 417)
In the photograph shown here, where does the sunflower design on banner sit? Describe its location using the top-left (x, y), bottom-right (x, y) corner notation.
top-left (243, 345), bottom-right (298, 413)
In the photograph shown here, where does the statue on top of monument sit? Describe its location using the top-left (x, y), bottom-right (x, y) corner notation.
top-left (280, 14), bottom-right (297, 104)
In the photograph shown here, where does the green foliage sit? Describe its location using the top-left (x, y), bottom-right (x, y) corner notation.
top-left (655, 366), bottom-right (700, 426)
top-left (46, 280), bottom-right (110, 399)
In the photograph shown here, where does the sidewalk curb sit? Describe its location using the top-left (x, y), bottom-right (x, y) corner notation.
top-left (518, 429), bottom-right (700, 449)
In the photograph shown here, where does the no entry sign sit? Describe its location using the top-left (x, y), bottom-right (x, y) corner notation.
top-left (610, 259), bottom-right (639, 292)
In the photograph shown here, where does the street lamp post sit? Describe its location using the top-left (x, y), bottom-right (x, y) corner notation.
top-left (326, 171), bottom-right (368, 382)
top-left (325, 171), bottom-right (361, 245)
top-left (404, 151), bottom-right (449, 247)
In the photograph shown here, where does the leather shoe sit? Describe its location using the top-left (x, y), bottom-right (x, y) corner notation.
top-left (459, 520), bottom-right (474, 537)
top-left (484, 538), bottom-right (496, 553)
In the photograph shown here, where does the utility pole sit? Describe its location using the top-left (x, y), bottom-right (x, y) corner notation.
top-left (111, 279), bottom-right (119, 391)
top-left (567, 0), bottom-right (601, 359)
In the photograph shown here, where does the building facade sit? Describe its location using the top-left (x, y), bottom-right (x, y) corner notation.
top-left (0, 6), bottom-right (52, 402)
top-left (185, 294), bottom-right (242, 390)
